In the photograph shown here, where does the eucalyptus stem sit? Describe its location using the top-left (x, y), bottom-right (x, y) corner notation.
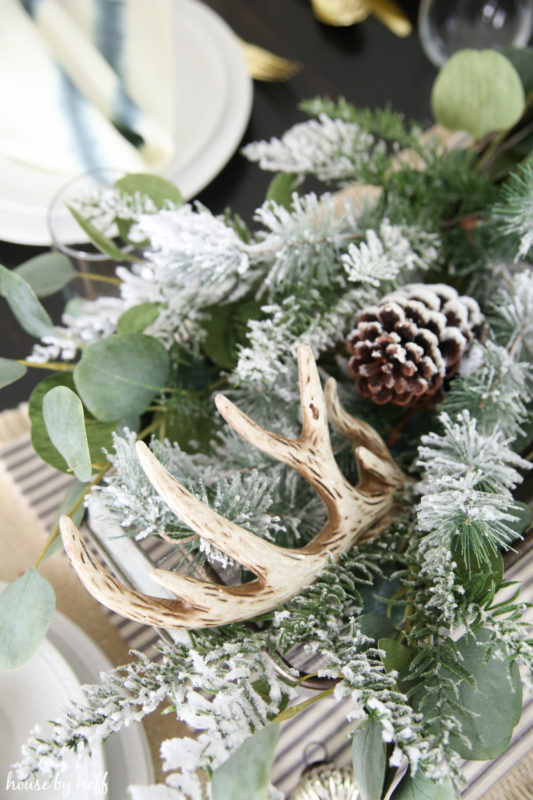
top-left (273, 686), bottom-right (334, 723)
top-left (34, 462), bottom-right (112, 567)
top-left (17, 359), bottom-right (75, 371)
top-left (76, 272), bottom-right (122, 286)
top-left (138, 413), bottom-right (169, 441)
top-left (476, 130), bottom-right (509, 174)
top-left (208, 376), bottom-right (229, 392)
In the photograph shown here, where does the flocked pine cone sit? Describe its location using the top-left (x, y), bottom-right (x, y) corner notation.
top-left (346, 283), bottom-right (486, 406)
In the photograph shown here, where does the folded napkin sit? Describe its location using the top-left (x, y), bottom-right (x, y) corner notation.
top-left (0, 0), bottom-right (176, 175)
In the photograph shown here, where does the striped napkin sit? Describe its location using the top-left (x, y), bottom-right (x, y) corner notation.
top-left (0, 0), bottom-right (176, 175)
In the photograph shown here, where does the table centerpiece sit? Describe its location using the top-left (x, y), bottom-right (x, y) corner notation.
top-left (1, 47), bottom-right (533, 800)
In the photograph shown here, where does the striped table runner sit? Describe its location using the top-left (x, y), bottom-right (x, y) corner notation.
top-left (1, 410), bottom-right (531, 799)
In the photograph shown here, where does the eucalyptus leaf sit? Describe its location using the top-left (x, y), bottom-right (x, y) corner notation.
top-left (410, 629), bottom-right (522, 762)
top-left (0, 263), bottom-right (55, 338)
top-left (29, 373), bottom-right (117, 472)
top-left (378, 637), bottom-right (413, 676)
top-left (211, 722), bottom-right (280, 800)
top-left (358, 612), bottom-right (399, 642)
top-left (203, 299), bottom-right (263, 369)
top-left (447, 628), bottom-right (522, 760)
top-left (351, 717), bottom-right (386, 800)
top-left (0, 357), bottom-right (26, 389)
top-left (44, 479), bottom-right (90, 561)
top-left (14, 252), bottom-right (76, 297)
top-left (503, 46), bottom-right (533, 95)
top-left (67, 205), bottom-right (141, 262)
top-left (74, 333), bottom-right (170, 422)
top-left (0, 568), bottom-right (55, 670)
top-left (42, 386), bottom-right (92, 482)
top-left (391, 772), bottom-right (458, 800)
top-left (266, 172), bottom-right (300, 209)
top-left (431, 50), bottom-right (525, 139)
top-left (358, 570), bottom-right (404, 626)
top-left (115, 173), bottom-right (184, 208)
top-left (116, 302), bottom-right (161, 334)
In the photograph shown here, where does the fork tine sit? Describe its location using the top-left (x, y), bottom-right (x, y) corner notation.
top-left (237, 38), bottom-right (301, 82)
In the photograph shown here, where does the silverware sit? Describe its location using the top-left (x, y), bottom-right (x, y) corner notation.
top-left (238, 38), bottom-right (302, 82)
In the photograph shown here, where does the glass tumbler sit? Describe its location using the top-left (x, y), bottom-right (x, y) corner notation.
top-left (418, 0), bottom-right (533, 68)
top-left (47, 168), bottom-right (130, 300)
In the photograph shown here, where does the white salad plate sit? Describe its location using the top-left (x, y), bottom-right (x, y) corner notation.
top-left (0, 0), bottom-right (252, 245)
top-left (0, 594), bottom-right (153, 797)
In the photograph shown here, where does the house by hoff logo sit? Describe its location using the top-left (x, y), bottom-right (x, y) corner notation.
top-left (6, 770), bottom-right (109, 796)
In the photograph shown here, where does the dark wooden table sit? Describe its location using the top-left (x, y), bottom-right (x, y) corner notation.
top-left (0, 0), bottom-right (435, 409)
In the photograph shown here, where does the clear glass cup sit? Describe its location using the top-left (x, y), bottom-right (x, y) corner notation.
top-left (47, 168), bottom-right (131, 299)
top-left (419, 0), bottom-right (533, 68)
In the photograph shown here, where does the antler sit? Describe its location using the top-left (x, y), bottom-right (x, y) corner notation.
top-left (60, 345), bottom-right (406, 629)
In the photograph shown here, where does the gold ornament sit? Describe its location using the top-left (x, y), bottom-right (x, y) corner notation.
top-left (291, 763), bottom-right (360, 800)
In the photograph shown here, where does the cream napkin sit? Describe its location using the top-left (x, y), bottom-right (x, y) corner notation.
top-left (1, 0), bottom-right (176, 175)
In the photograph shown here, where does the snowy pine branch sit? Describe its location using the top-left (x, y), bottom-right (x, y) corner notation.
top-left (489, 267), bottom-right (533, 359)
top-left (242, 114), bottom-right (388, 184)
top-left (492, 162), bottom-right (533, 259)
top-left (342, 220), bottom-right (438, 286)
top-left (418, 411), bottom-right (529, 495)
top-left (299, 97), bottom-right (423, 150)
top-left (441, 341), bottom-right (531, 437)
top-left (16, 634), bottom-right (294, 800)
top-left (234, 286), bottom-right (376, 388)
top-left (250, 193), bottom-right (359, 290)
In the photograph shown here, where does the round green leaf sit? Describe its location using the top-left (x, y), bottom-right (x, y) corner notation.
top-left (391, 772), bottom-right (459, 800)
top-left (378, 637), bottom-right (413, 676)
top-left (116, 302), bottom-right (161, 334)
top-left (352, 717), bottom-right (387, 800)
top-left (0, 568), bottom-right (55, 670)
top-left (74, 333), bottom-right (170, 422)
top-left (14, 252), bottom-right (76, 297)
top-left (115, 173), bottom-right (184, 209)
top-left (266, 172), bottom-right (300, 210)
top-left (203, 299), bottom-right (263, 370)
top-left (0, 263), bottom-right (54, 338)
top-left (0, 357), bottom-right (27, 389)
top-left (29, 372), bottom-right (117, 473)
top-left (358, 612), bottom-right (399, 642)
top-left (211, 722), bottom-right (280, 800)
top-left (447, 628), bottom-right (522, 760)
top-left (42, 386), bottom-right (92, 482)
top-left (431, 50), bottom-right (525, 139)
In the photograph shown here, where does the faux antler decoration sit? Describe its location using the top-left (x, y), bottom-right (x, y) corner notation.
top-left (60, 345), bottom-right (406, 629)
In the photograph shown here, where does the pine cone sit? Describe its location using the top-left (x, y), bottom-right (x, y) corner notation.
top-left (346, 283), bottom-right (486, 406)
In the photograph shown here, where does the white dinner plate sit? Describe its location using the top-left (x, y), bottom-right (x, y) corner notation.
top-left (0, 0), bottom-right (252, 245)
top-left (0, 623), bottom-right (107, 798)
top-left (46, 609), bottom-right (155, 798)
top-left (0, 578), bottom-right (154, 798)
